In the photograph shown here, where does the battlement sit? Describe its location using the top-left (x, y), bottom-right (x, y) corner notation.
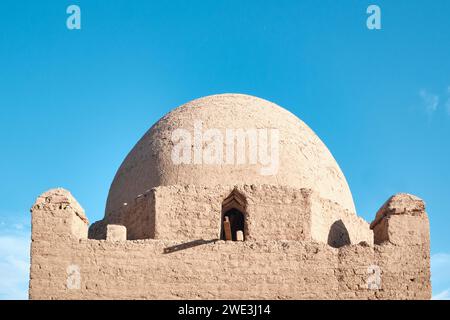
top-left (29, 188), bottom-right (431, 300)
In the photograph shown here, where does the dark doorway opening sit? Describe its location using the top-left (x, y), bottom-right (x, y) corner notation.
top-left (221, 208), bottom-right (245, 241)
top-left (327, 219), bottom-right (351, 248)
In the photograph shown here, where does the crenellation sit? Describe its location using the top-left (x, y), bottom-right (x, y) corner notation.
top-left (27, 194), bottom-right (428, 299)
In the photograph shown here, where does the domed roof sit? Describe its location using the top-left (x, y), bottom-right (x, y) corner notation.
top-left (105, 94), bottom-right (355, 215)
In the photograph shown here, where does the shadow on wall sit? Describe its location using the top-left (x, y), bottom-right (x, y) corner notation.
top-left (163, 239), bottom-right (219, 254)
top-left (327, 220), bottom-right (351, 248)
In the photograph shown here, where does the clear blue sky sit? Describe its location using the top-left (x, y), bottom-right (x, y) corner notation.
top-left (1, 0), bottom-right (449, 299)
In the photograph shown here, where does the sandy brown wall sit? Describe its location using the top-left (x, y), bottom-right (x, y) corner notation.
top-left (93, 184), bottom-right (368, 244)
top-left (154, 185), bottom-right (312, 241)
top-left (30, 189), bottom-right (430, 300)
top-left (30, 237), bottom-right (430, 300)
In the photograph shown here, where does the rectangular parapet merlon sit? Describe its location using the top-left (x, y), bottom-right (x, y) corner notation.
top-left (31, 188), bottom-right (89, 240)
top-left (370, 193), bottom-right (429, 245)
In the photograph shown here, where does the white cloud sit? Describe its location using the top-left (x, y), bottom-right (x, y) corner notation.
top-left (419, 89), bottom-right (439, 115)
top-left (432, 252), bottom-right (450, 274)
top-left (446, 101), bottom-right (450, 115)
top-left (13, 223), bottom-right (24, 230)
top-left (0, 231), bottom-right (30, 300)
top-left (0, 212), bottom-right (32, 300)
top-left (446, 86), bottom-right (450, 115)
top-left (431, 252), bottom-right (450, 300)
top-left (433, 289), bottom-right (450, 300)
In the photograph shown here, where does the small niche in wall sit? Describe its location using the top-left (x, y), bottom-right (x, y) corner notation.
top-left (222, 208), bottom-right (245, 241)
top-left (327, 219), bottom-right (351, 248)
top-left (221, 190), bottom-right (247, 241)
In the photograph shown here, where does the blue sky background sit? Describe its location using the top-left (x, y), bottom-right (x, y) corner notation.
top-left (1, 0), bottom-right (449, 299)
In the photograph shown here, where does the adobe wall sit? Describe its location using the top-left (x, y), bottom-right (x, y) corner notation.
top-left (370, 194), bottom-right (431, 299)
top-left (29, 189), bottom-right (431, 300)
top-left (89, 190), bottom-right (155, 240)
top-left (31, 238), bottom-right (340, 300)
top-left (90, 184), bottom-right (371, 246)
top-left (154, 185), bottom-right (313, 241)
top-left (309, 192), bottom-right (373, 247)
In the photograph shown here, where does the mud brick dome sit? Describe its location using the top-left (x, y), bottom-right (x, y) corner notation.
top-left (106, 93), bottom-right (356, 216)
top-left (29, 93), bottom-right (431, 300)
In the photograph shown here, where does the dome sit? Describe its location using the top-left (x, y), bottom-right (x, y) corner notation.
top-left (105, 94), bottom-right (356, 215)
